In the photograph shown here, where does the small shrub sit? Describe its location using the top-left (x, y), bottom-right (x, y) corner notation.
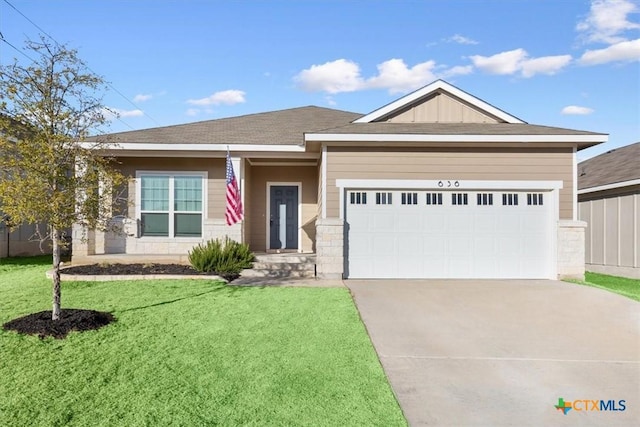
top-left (188, 238), bottom-right (255, 281)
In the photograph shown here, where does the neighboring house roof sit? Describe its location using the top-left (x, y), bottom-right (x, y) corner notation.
top-left (92, 106), bottom-right (362, 145)
top-left (578, 142), bottom-right (640, 190)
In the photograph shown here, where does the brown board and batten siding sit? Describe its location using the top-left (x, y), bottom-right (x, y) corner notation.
top-left (117, 157), bottom-right (225, 220)
top-left (325, 146), bottom-right (574, 219)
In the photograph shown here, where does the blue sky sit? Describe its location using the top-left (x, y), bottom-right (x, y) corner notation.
top-left (1, 0), bottom-right (638, 160)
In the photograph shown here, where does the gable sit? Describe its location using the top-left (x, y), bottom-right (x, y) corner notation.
top-left (382, 90), bottom-right (502, 124)
top-left (354, 80), bottom-right (524, 124)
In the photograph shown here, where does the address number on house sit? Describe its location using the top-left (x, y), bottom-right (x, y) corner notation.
top-left (437, 180), bottom-right (460, 188)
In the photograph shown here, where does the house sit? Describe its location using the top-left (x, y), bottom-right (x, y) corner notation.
top-left (0, 116), bottom-right (52, 258)
top-left (73, 80), bottom-right (607, 280)
top-left (0, 218), bottom-right (50, 258)
top-left (578, 142), bottom-right (640, 279)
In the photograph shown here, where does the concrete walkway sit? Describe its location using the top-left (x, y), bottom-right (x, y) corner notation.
top-left (347, 280), bottom-right (640, 426)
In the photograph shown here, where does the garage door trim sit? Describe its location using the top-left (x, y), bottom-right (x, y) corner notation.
top-left (336, 179), bottom-right (561, 280)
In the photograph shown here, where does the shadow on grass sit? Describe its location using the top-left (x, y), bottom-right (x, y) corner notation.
top-left (117, 283), bottom-right (250, 313)
top-left (0, 255), bottom-right (52, 267)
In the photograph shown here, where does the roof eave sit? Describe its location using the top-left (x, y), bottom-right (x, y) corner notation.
top-left (305, 133), bottom-right (608, 143)
top-left (578, 178), bottom-right (640, 194)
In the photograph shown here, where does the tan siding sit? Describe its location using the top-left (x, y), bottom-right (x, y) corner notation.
top-left (326, 147), bottom-right (574, 219)
top-left (590, 199), bottom-right (605, 264)
top-left (243, 159), bottom-right (252, 245)
top-left (317, 158), bottom-right (323, 218)
top-left (385, 92), bottom-right (500, 123)
top-left (117, 157), bottom-right (225, 220)
top-left (605, 198), bottom-right (619, 264)
top-left (619, 195), bottom-right (635, 267)
top-left (580, 192), bottom-right (639, 271)
top-left (248, 166), bottom-right (318, 252)
top-left (579, 201), bottom-right (592, 263)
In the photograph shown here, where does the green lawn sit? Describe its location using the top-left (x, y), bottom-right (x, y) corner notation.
top-left (570, 271), bottom-right (640, 302)
top-left (0, 257), bottom-right (406, 426)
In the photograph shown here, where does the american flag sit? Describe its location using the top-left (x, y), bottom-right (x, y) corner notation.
top-left (225, 151), bottom-right (244, 225)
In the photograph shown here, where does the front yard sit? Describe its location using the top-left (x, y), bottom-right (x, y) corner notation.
top-left (0, 257), bottom-right (406, 426)
top-left (569, 271), bottom-right (640, 302)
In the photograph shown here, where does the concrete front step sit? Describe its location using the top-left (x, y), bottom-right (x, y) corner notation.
top-left (251, 262), bottom-right (315, 271)
top-left (240, 268), bottom-right (315, 279)
top-left (254, 254), bottom-right (316, 263)
top-left (243, 253), bottom-right (316, 279)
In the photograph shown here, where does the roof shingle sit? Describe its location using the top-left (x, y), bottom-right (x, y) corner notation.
top-left (578, 142), bottom-right (640, 189)
top-left (92, 106), bottom-right (362, 145)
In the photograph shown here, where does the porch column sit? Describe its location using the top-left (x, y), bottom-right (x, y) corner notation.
top-left (557, 220), bottom-right (587, 280)
top-left (315, 218), bottom-right (344, 279)
top-left (72, 222), bottom-right (95, 258)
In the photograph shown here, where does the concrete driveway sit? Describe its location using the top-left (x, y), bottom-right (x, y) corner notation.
top-left (347, 280), bottom-right (639, 427)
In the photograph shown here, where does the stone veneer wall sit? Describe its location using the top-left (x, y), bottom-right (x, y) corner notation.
top-left (72, 219), bottom-right (242, 260)
top-left (557, 220), bottom-right (587, 281)
top-left (315, 218), bottom-right (344, 279)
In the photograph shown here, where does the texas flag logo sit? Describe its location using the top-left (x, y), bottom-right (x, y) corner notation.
top-left (555, 398), bottom-right (572, 415)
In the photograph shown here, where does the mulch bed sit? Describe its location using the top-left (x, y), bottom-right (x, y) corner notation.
top-left (62, 263), bottom-right (208, 276)
top-left (2, 309), bottom-right (115, 339)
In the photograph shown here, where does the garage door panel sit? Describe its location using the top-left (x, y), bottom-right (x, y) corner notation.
top-left (345, 189), bottom-right (553, 279)
top-left (398, 212), bottom-right (422, 232)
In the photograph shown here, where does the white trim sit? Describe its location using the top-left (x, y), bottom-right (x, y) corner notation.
top-left (81, 142), bottom-right (305, 152)
top-left (305, 133), bottom-right (607, 143)
top-left (340, 185), bottom-right (559, 280)
top-left (135, 170), bottom-right (208, 238)
top-left (321, 145), bottom-right (327, 219)
top-left (246, 161), bottom-right (317, 167)
top-left (551, 189), bottom-right (560, 280)
top-left (573, 146), bottom-right (577, 220)
top-left (353, 80), bottom-right (525, 124)
top-left (335, 179), bottom-right (563, 191)
top-left (265, 182), bottom-right (302, 252)
top-left (577, 178), bottom-right (640, 194)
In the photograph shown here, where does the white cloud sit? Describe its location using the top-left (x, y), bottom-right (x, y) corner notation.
top-left (521, 55), bottom-right (573, 77)
top-left (470, 49), bottom-right (528, 75)
top-left (295, 58), bottom-right (471, 95)
top-left (440, 65), bottom-right (474, 78)
top-left (470, 49), bottom-right (572, 77)
top-left (294, 59), bottom-right (363, 93)
top-left (447, 34), bottom-right (479, 45)
top-left (187, 90), bottom-right (246, 106)
top-left (577, 0), bottom-right (640, 44)
top-left (103, 107), bottom-right (144, 119)
top-left (324, 96), bottom-right (337, 106)
top-left (561, 105), bottom-right (595, 115)
top-left (133, 93), bottom-right (153, 103)
top-left (579, 38), bottom-right (640, 64)
top-left (366, 59), bottom-right (438, 94)
top-left (185, 108), bottom-right (200, 116)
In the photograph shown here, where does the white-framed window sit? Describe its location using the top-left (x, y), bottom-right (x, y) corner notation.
top-left (401, 192), bottom-right (418, 205)
top-left (425, 193), bottom-right (443, 205)
top-left (476, 193), bottom-right (493, 206)
top-left (349, 191), bottom-right (367, 205)
top-left (375, 192), bottom-right (392, 205)
top-left (502, 193), bottom-right (519, 206)
top-left (137, 172), bottom-right (206, 237)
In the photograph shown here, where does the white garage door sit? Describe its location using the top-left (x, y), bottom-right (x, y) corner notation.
top-left (345, 189), bottom-right (554, 279)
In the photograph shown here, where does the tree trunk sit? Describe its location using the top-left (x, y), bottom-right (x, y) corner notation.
top-left (51, 228), bottom-right (61, 321)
